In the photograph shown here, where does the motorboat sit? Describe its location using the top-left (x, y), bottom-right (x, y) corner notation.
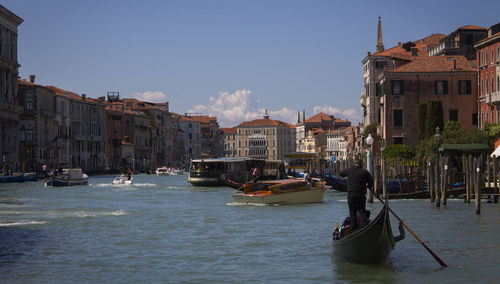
top-left (156, 167), bottom-right (170, 176)
top-left (45, 168), bottom-right (88, 187)
top-left (112, 174), bottom-right (133, 185)
top-left (232, 179), bottom-right (328, 205)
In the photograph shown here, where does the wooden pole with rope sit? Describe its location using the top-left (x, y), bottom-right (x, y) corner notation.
top-left (368, 188), bottom-right (448, 267)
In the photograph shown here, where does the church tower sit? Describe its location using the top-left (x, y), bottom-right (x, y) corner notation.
top-left (376, 16), bottom-right (384, 53)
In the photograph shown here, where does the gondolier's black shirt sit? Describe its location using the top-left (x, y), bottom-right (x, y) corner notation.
top-left (339, 165), bottom-right (374, 195)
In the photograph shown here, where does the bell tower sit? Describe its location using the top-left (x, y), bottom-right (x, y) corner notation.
top-left (376, 16), bottom-right (384, 53)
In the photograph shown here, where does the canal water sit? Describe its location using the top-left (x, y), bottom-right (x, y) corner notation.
top-left (1, 174), bottom-right (499, 283)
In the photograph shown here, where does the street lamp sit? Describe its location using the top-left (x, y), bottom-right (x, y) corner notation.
top-left (402, 132), bottom-right (406, 160)
top-left (435, 127), bottom-right (441, 158)
top-left (366, 134), bottom-right (374, 203)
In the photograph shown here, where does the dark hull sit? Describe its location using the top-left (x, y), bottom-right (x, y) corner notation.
top-left (45, 177), bottom-right (88, 187)
top-left (326, 177), bottom-right (346, 192)
top-left (332, 203), bottom-right (395, 264)
top-left (0, 175), bottom-right (25, 183)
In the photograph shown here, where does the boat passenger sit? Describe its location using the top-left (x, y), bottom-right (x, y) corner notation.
top-left (303, 172), bottom-right (312, 189)
top-left (339, 159), bottom-right (374, 230)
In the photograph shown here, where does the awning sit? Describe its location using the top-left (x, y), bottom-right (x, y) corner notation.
top-left (491, 145), bottom-right (500, 157)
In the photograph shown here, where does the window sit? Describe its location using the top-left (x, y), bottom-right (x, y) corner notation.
top-left (376, 83), bottom-right (381, 96)
top-left (393, 137), bottom-right (403, 144)
top-left (26, 126), bottom-right (33, 142)
top-left (466, 35), bottom-right (473, 45)
top-left (20, 126), bottom-right (25, 141)
top-left (375, 61), bottom-right (384, 68)
top-left (435, 81), bottom-right (448, 95)
top-left (492, 50), bottom-right (495, 64)
top-left (480, 51), bottom-right (483, 66)
top-left (472, 113), bottom-right (478, 125)
top-left (25, 91), bottom-right (34, 110)
top-left (486, 51), bottom-right (488, 65)
top-left (497, 47), bottom-right (500, 62)
top-left (458, 80), bottom-right (471, 95)
top-left (493, 77), bottom-right (496, 93)
top-left (391, 80), bottom-right (404, 95)
top-left (393, 109), bottom-right (403, 128)
top-left (449, 110), bottom-right (458, 122)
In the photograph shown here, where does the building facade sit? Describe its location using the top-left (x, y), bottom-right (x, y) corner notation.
top-left (475, 23), bottom-right (500, 129)
top-left (221, 127), bottom-right (237, 157)
top-left (378, 56), bottom-right (477, 148)
top-left (237, 112), bottom-right (296, 160)
top-left (0, 5), bottom-right (22, 172)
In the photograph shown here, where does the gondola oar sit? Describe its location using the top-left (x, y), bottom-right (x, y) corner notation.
top-left (369, 188), bottom-right (448, 267)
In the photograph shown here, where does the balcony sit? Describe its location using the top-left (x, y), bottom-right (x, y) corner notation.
top-left (486, 91), bottom-right (500, 105)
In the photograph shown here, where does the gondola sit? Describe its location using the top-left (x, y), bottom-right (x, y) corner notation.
top-left (325, 176), bottom-right (347, 192)
top-left (332, 201), bottom-right (404, 264)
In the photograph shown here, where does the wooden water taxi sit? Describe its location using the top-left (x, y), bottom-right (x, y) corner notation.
top-left (232, 179), bottom-right (328, 205)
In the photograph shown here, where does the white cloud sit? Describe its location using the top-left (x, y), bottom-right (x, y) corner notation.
top-left (188, 90), bottom-right (362, 127)
top-left (131, 91), bottom-right (168, 103)
top-left (313, 105), bottom-right (361, 123)
top-left (189, 89), bottom-right (265, 127)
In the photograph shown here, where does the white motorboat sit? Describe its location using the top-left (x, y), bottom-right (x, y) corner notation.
top-left (112, 174), bottom-right (133, 185)
top-left (156, 167), bottom-right (170, 176)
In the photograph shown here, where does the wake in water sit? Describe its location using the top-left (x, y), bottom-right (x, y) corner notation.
top-left (227, 202), bottom-right (279, 207)
top-left (91, 183), bottom-right (157, 188)
top-left (0, 220), bottom-right (47, 227)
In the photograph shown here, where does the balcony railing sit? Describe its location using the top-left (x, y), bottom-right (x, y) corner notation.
top-left (486, 91), bottom-right (500, 104)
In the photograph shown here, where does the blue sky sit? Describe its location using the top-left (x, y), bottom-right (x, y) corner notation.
top-left (4, 0), bottom-right (500, 127)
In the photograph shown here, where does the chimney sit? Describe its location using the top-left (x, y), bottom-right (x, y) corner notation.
top-left (82, 94), bottom-right (86, 100)
top-left (29, 75), bottom-right (35, 83)
top-left (367, 51), bottom-right (371, 56)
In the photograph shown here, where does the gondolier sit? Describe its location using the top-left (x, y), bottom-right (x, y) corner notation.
top-left (339, 159), bottom-right (374, 230)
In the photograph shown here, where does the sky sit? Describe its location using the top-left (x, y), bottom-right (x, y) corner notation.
top-left (4, 0), bottom-right (500, 127)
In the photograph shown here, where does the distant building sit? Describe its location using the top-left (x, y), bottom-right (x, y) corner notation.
top-left (296, 111), bottom-right (350, 152)
top-left (237, 111), bottom-right (296, 160)
top-left (176, 113), bottom-right (201, 164)
top-left (0, 5), bottom-right (22, 172)
top-left (183, 115), bottom-right (222, 158)
top-left (475, 22), bottom-right (500, 129)
top-left (47, 86), bottom-right (107, 173)
top-left (17, 77), bottom-right (60, 171)
top-left (221, 127), bottom-right (237, 157)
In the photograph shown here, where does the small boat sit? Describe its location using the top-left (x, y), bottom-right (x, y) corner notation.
top-left (232, 179), bottom-right (328, 205)
top-left (45, 168), bottom-right (88, 187)
top-left (0, 173), bottom-right (25, 183)
top-left (332, 201), bottom-right (404, 264)
top-left (112, 174), bottom-right (133, 185)
top-left (169, 168), bottom-right (185, 175)
top-left (156, 167), bottom-right (170, 176)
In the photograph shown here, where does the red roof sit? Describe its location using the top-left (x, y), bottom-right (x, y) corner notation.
top-left (238, 118), bottom-right (293, 128)
top-left (388, 55), bottom-right (474, 72)
top-left (458, 25), bottom-right (487, 31)
top-left (305, 112), bottom-right (334, 123)
top-left (221, 127), bottom-right (237, 134)
top-left (372, 34), bottom-right (446, 57)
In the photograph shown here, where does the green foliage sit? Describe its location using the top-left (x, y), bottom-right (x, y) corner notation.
top-left (424, 101), bottom-right (443, 139)
top-left (487, 124), bottom-right (500, 138)
top-left (441, 121), bottom-right (467, 144)
top-left (363, 123), bottom-right (379, 137)
top-left (466, 129), bottom-right (489, 144)
top-left (417, 103), bottom-right (427, 140)
top-left (382, 144), bottom-right (416, 159)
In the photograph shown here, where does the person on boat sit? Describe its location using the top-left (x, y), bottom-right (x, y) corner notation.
top-left (303, 172), bottom-right (313, 189)
top-left (252, 167), bottom-right (261, 182)
top-left (339, 159), bottom-right (374, 230)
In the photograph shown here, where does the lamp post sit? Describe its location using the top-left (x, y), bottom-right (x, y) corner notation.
top-left (435, 127), bottom-right (440, 159)
top-left (366, 134), bottom-right (374, 203)
top-left (402, 132), bottom-right (406, 160)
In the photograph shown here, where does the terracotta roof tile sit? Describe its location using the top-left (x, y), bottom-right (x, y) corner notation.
top-left (458, 25), bottom-right (487, 31)
top-left (238, 118), bottom-right (293, 128)
top-left (221, 127), bottom-right (237, 134)
top-left (388, 55), bottom-right (474, 72)
top-left (305, 112), bottom-right (334, 123)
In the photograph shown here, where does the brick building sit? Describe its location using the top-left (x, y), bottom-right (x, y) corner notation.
top-left (475, 23), bottom-right (500, 129)
top-left (378, 55), bottom-right (477, 148)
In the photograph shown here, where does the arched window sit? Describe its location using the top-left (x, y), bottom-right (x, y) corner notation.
top-left (20, 126), bottom-right (25, 141)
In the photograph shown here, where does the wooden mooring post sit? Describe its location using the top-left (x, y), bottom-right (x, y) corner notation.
top-left (466, 155), bottom-right (473, 203)
top-left (441, 156), bottom-right (449, 206)
top-left (428, 158), bottom-right (435, 203)
top-left (475, 156), bottom-right (482, 215)
top-left (434, 156), bottom-right (441, 207)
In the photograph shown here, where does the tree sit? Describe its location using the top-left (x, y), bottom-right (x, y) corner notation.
top-left (417, 103), bottom-right (427, 140)
top-left (382, 144), bottom-right (416, 159)
top-left (424, 101), bottom-right (443, 139)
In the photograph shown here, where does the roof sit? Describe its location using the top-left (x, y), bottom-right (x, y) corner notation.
top-left (221, 127), bottom-right (237, 134)
top-left (186, 115), bottom-right (217, 124)
top-left (387, 55), bottom-right (474, 73)
top-left (238, 118), bottom-right (293, 128)
top-left (305, 112), bottom-right (334, 123)
top-left (372, 34), bottom-right (446, 57)
top-left (457, 25), bottom-right (487, 31)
